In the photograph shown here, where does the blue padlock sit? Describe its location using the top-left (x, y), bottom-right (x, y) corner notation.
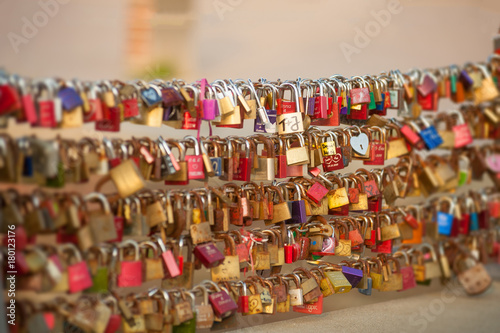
top-left (467, 197), bottom-right (480, 231)
top-left (437, 197), bottom-right (455, 236)
top-left (418, 116), bottom-right (443, 149)
top-left (141, 84), bottom-right (163, 107)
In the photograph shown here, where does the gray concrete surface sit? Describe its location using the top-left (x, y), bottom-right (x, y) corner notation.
top-left (228, 264), bottom-right (500, 333)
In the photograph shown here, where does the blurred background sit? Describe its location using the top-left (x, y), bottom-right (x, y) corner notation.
top-left (1, 0), bottom-right (500, 81)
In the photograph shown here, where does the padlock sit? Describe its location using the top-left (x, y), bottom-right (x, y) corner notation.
top-left (363, 126), bottom-right (386, 165)
top-left (436, 197), bottom-right (456, 236)
top-left (419, 243), bottom-right (442, 280)
top-left (311, 80), bottom-right (328, 119)
top-left (139, 241), bottom-right (164, 282)
top-left (95, 84), bottom-right (121, 131)
top-left (324, 265), bottom-right (352, 294)
top-left (385, 123), bottom-right (409, 160)
top-left (472, 64), bottom-right (499, 105)
top-left (171, 290), bottom-right (197, 330)
top-left (164, 141), bottom-right (189, 185)
top-left (157, 135), bottom-right (181, 176)
top-left (285, 273), bottom-right (304, 306)
top-left (286, 133), bottom-right (309, 166)
top-left (211, 234), bottom-right (240, 282)
top-left (322, 131), bottom-right (344, 171)
top-left (345, 217), bottom-right (364, 247)
top-left (453, 251), bottom-right (492, 295)
top-left (193, 241), bottom-right (225, 269)
top-left (341, 263), bottom-right (364, 288)
top-left (85, 246), bottom-right (110, 293)
top-left (253, 83), bottom-right (277, 133)
top-left (232, 138), bottom-right (254, 181)
top-left (368, 259), bottom-right (385, 290)
top-left (251, 233), bottom-right (271, 271)
top-left (450, 110), bottom-right (473, 148)
top-left (433, 113), bottom-right (456, 149)
top-left (204, 280), bottom-right (238, 318)
top-left (84, 193), bottom-right (118, 244)
top-left (183, 135), bottom-right (205, 180)
top-left (58, 83), bottom-right (84, 128)
top-left (357, 260), bottom-right (373, 295)
top-left (415, 154), bottom-right (441, 197)
top-left (379, 256), bottom-right (403, 292)
top-left (251, 135), bottom-right (276, 181)
top-left (58, 244), bottom-right (93, 293)
top-left (245, 280), bottom-right (264, 315)
top-left (334, 222), bottom-right (352, 256)
top-left (327, 174), bottom-right (350, 210)
top-left (279, 182), bottom-right (306, 224)
top-left (284, 229), bottom-right (299, 264)
top-left (393, 251), bottom-right (417, 291)
top-left (116, 240), bottom-right (143, 287)
top-left (34, 79), bottom-right (59, 128)
top-left (215, 84), bottom-right (243, 127)
top-left (265, 185), bottom-right (292, 224)
top-left (380, 213), bottom-right (401, 241)
top-left (153, 235), bottom-right (181, 278)
top-left (348, 126), bottom-right (370, 160)
top-left (213, 81), bottom-right (235, 116)
top-left (416, 116), bottom-right (444, 150)
top-left (187, 285), bottom-right (214, 329)
top-left (348, 175), bottom-right (368, 212)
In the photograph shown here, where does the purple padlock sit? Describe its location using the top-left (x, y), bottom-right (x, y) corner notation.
top-left (254, 109), bottom-right (276, 133)
top-left (340, 97), bottom-right (350, 115)
top-left (286, 200), bottom-right (307, 224)
top-left (307, 97), bottom-right (316, 116)
top-left (342, 266), bottom-right (364, 288)
top-left (459, 70), bottom-right (474, 89)
top-left (163, 106), bottom-right (174, 121)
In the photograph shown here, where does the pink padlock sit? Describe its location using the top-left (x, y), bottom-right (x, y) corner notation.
top-left (155, 236), bottom-right (181, 278)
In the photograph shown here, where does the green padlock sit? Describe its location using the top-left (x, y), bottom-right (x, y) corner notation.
top-left (86, 247), bottom-right (109, 293)
top-left (46, 160), bottom-right (65, 188)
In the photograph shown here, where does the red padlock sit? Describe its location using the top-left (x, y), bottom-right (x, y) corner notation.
top-left (184, 136), bottom-right (205, 180)
top-left (306, 181), bottom-right (329, 204)
top-left (312, 81), bottom-right (328, 119)
top-left (451, 111), bottom-right (473, 148)
top-left (237, 281), bottom-right (249, 313)
top-left (61, 244), bottom-right (93, 293)
top-left (293, 295), bottom-right (323, 315)
top-left (233, 138), bottom-right (253, 181)
top-left (0, 82), bottom-right (21, 115)
top-left (103, 297), bottom-right (123, 333)
top-left (117, 240), bottom-right (143, 287)
top-left (364, 127), bottom-right (386, 166)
